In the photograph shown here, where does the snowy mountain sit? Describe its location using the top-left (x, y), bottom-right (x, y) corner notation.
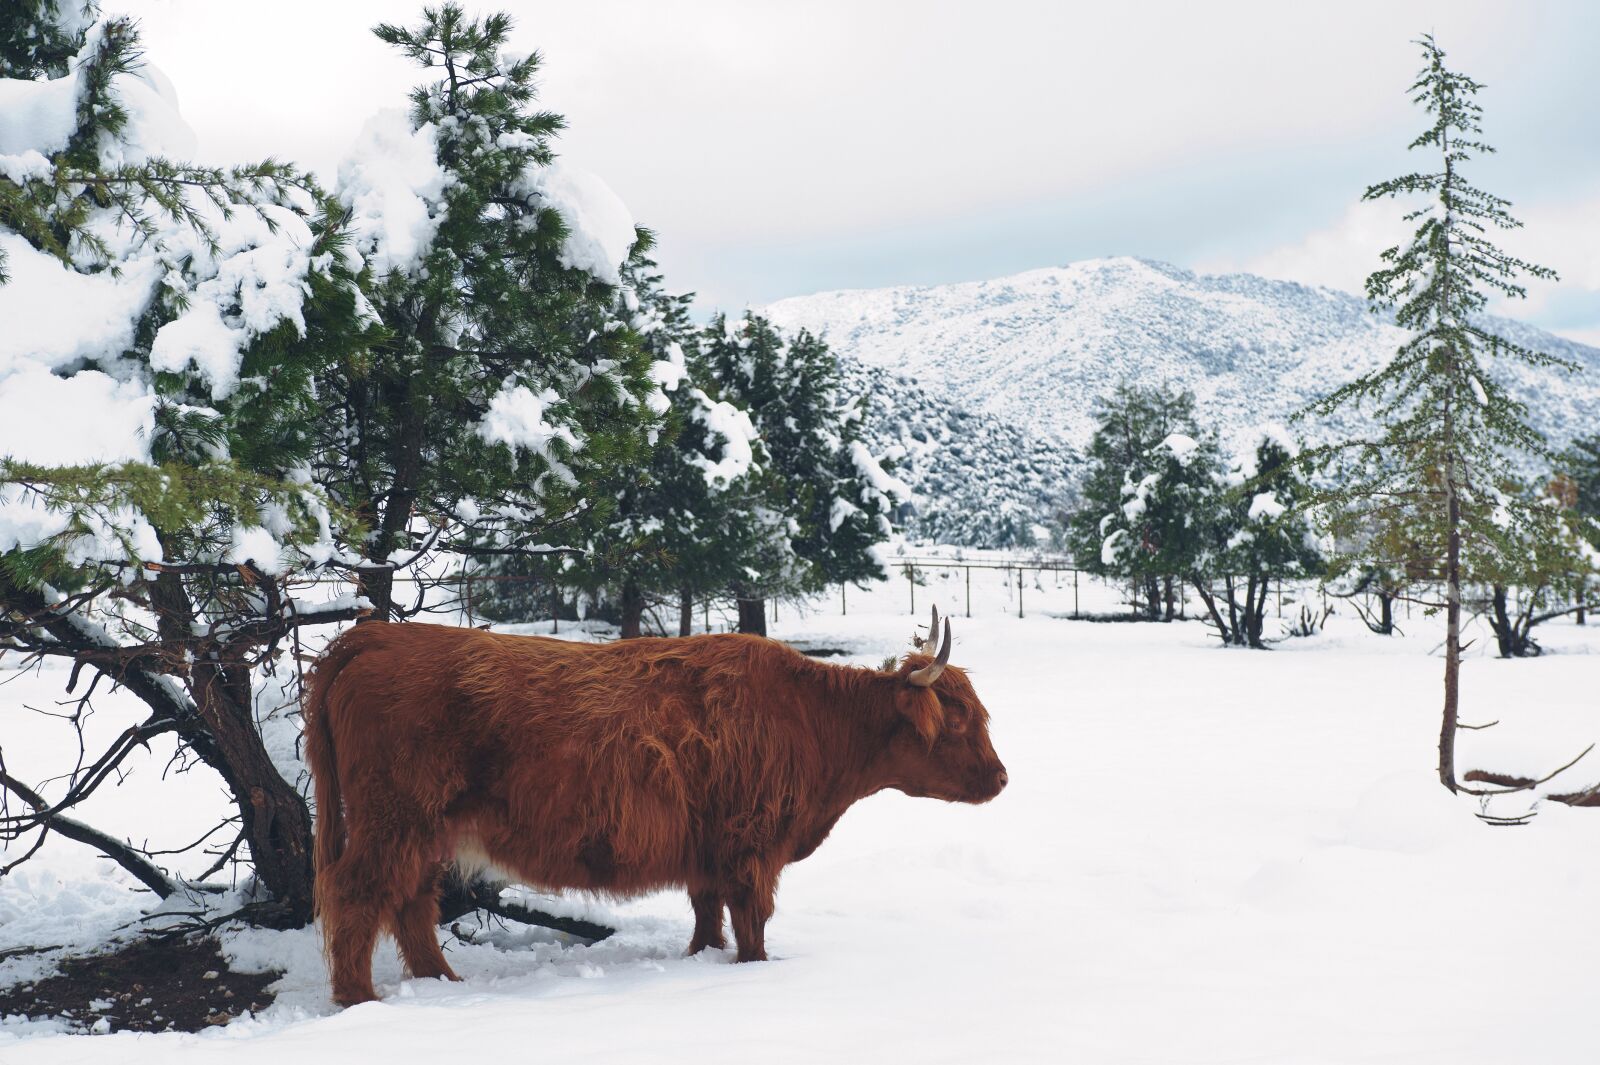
top-left (766, 258), bottom-right (1600, 544)
top-left (840, 359), bottom-right (1081, 548)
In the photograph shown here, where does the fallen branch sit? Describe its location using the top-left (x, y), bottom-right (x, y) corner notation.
top-left (437, 876), bottom-right (614, 942)
top-left (1461, 753), bottom-right (1600, 809)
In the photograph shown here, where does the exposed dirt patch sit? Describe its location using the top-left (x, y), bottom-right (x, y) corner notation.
top-left (0, 935), bottom-right (280, 1034)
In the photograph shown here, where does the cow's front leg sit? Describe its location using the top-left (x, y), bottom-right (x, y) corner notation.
top-left (687, 888), bottom-right (726, 954)
top-left (726, 861), bottom-right (777, 962)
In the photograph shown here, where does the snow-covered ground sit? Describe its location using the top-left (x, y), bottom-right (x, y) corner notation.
top-left (3, 566), bottom-right (1599, 1063)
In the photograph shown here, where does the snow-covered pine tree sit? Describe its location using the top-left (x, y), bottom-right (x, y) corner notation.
top-left (529, 259), bottom-right (770, 637)
top-left (317, 5), bottom-right (669, 619)
top-left (1095, 425), bottom-right (1225, 624)
top-left (1192, 431), bottom-right (1324, 648)
top-left (1559, 435), bottom-right (1600, 623)
top-left (696, 313), bottom-right (903, 635)
top-left (0, 0), bottom-right (92, 81)
top-left (1475, 476), bottom-right (1597, 657)
top-left (1303, 35), bottom-right (1568, 790)
top-left (1561, 435), bottom-right (1600, 525)
top-left (1069, 383), bottom-right (1204, 618)
top-left (0, 4), bottom-right (375, 921)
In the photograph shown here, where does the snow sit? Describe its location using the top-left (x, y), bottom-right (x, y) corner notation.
top-left (0, 73), bottom-right (77, 158)
top-left (148, 205), bottom-right (317, 400)
top-left (476, 384), bottom-right (581, 482)
top-left (1158, 432), bottom-right (1199, 463)
top-left (0, 368), bottom-right (156, 467)
top-left (1247, 490), bottom-right (1286, 521)
top-left (3, 567), bottom-right (1600, 1060)
top-left (5, 575), bottom-right (1600, 1059)
top-left (762, 258), bottom-right (1600, 519)
top-left (0, 43), bottom-right (336, 564)
top-left (99, 62), bottom-right (197, 164)
top-left (336, 110), bottom-right (447, 279)
top-left (515, 161), bottom-right (636, 286)
top-left (688, 391), bottom-right (756, 487)
top-left (848, 440), bottom-right (911, 502)
top-left (0, 234), bottom-right (161, 374)
top-left (227, 526), bottom-right (287, 574)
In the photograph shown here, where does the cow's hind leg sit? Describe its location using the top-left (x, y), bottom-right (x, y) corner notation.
top-left (392, 864), bottom-right (459, 982)
top-left (321, 825), bottom-right (434, 1005)
top-left (320, 859), bottom-right (387, 1007)
top-left (687, 888), bottom-right (726, 954)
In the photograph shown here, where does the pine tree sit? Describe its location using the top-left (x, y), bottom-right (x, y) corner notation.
top-left (1303, 35), bottom-right (1568, 790)
top-left (1561, 435), bottom-right (1600, 522)
top-left (1192, 432), bottom-right (1324, 648)
top-left (1069, 383), bottom-right (1202, 618)
top-left (1, 8), bottom-right (373, 921)
top-left (1095, 425), bottom-right (1225, 624)
top-left (525, 259), bottom-right (770, 637)
top-left (1476, 475), bottom-right (1597, 656)
top-left (696, 313), bottom-right (901, 634)
top-left (0, 0), bottom-right (93, 81)
top-left (316, 5), bottom-right (667, 618)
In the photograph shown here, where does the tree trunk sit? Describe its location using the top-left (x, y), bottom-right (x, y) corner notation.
top-left (146, 562), bottom-right (315, 923)
top-left (1143, 576), bottom-right (1160, 620)
top-left (679, 588), bottom-right (694, 637)
top-left (1378, 592), bottom-right (1394, 635)
top-left (1489, 584), bottom-right (1514, 658)
top-left (1243, 573), bottom-right (1270, 649)
top-left (1162, 575), bottom-right (1175, 622)
top-left (619, 579), bottom-right (644, 639)
top-left (736, 597), bottom-right (767, 637)
top-left (1191, 578), bottom-right (1233, 645)
top-left (190, 664), bottom-right (317, 926)
top-left (1441, 447), bottom-right (1462, 793)
top-left (1224, 575), bottom-right (1242, 645)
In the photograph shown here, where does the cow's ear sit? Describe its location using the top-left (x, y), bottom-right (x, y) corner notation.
top-left (895, 685), bottom-right (944, 747)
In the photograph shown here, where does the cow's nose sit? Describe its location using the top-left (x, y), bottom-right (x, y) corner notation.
top-left (994, 769), bottom-right (1009, 792)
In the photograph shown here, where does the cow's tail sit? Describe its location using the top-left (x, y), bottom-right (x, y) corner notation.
top-left (304, 630), bottom-right (366, 914)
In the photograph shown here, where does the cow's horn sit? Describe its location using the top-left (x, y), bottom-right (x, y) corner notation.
top-left (909, 617), bottom-right (952, 687)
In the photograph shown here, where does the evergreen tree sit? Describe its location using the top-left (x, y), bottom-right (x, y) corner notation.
top-left (1560, 435), bottom-right (1600, 522)
top-left (1558, 435), bottom-right (1600, 623)
top-left (1095, 427), bottom-right (1225, 624)
top-left (696, 313), bottom-right (902, 634)
top-left (1303, 35), bottom-right (1567, 790)
top-left (0, 0), bottom-right (93, 81)
top-left (519, 259), bottom-right (771, 637)
top-left (1189, 432), bottom-right (1324, 648)
top-left (1069, 383), bottom-right (1202, 618)
top-left (316, 5), bottom-right (667, 619)
top-left (1475, 475), bottom-right (1597, 656)
top-left (1, 8), bottom-right (372, 922)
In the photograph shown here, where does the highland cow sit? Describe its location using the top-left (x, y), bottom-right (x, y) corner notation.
top-left (304, 607), bottom-right (1005, 1006)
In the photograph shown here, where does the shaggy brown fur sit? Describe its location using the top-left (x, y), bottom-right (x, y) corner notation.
top-left (304, 622), bottom-right (1006, 1006)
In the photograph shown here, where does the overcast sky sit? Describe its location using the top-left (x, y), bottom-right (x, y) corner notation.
top-left (122, 0), bottom-right (1600, 341)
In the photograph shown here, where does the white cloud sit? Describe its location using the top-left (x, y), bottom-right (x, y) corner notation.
top-left (1203, 190), bottom-right (1600, 347)
top-left (1201, 201), bottom-right (1407, 297)
top-left (117, 0), bottom-right (1598, 313)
